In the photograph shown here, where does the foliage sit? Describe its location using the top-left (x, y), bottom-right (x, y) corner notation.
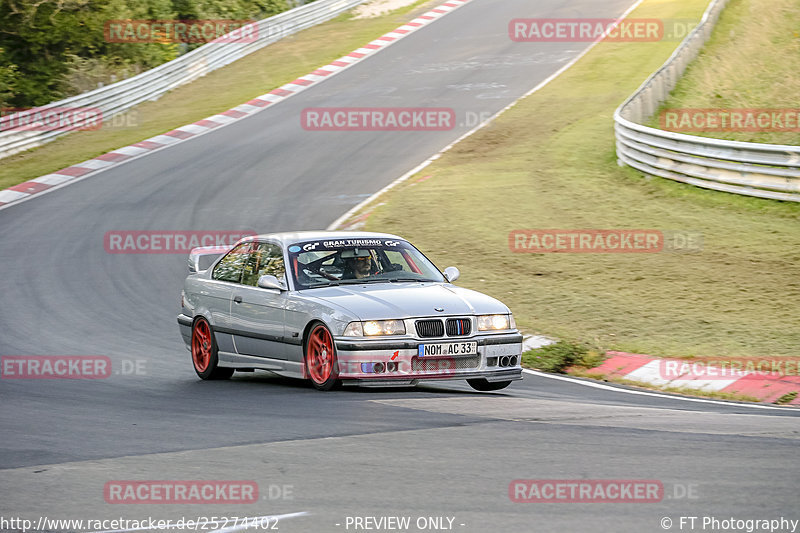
top-left (774, 391), bottom-right (798, 405)
top-left (521, 341), bottom-right (603, 374)
top-left (0, 0), bottom-right (291, 107)
top-left (0, 47), bottom-right (17, 109)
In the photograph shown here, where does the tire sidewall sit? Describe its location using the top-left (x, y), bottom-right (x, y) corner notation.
top-left (304, 322), bottom-right (340, 391)
top-left (192, 317), bottom-right (221, 380)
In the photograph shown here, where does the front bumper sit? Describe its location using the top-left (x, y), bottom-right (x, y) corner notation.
top-left (334, 332), bottom-right (523, 384)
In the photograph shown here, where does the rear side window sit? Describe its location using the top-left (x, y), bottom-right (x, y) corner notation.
top-left (212, 242), bottom-right (253, 283)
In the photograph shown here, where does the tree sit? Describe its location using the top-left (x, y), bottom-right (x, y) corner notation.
top-left (0, 0), bottom-right (175, 106)
top-left (0, 47), bottom-right (18, 108)
top-left (0, 0), bottom-right (292, 107)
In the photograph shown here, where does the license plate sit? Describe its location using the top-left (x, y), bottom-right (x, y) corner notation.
top-left (418, 342), bottom-right (478, 357)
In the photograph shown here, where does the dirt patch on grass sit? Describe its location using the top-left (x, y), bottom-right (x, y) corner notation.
top-left (353, 0), bottom-right (421, 19)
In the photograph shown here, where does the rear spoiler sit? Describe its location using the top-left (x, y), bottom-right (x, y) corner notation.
top-left (188, 245), bottom-right (233, 273)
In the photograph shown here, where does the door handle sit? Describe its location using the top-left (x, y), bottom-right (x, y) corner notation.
top-left (233, 295), bottom-right (243, 304)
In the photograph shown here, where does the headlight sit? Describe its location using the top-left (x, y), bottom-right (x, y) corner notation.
top-left (477, 314), bottom-right (511, 331)
top-left (343, 320), bottom-right (406, 336)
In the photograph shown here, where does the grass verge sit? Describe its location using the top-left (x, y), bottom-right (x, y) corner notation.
top-left (0, 0), bottom-right (440, 191)
top-left (521, 341), bottom-right (604, 374)
top-left (356, 0), bottom-right (800, 359)
top-left (648, 0), bottom-right (800, 145)
top-left (774, 391), bottom-right (798, 405)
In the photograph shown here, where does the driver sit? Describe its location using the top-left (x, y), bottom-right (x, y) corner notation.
top-left (341, 248), bottom-right (378, 279)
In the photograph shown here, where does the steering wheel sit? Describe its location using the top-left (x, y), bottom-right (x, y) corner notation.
top-left (310, 265), bottom-right (339, 281)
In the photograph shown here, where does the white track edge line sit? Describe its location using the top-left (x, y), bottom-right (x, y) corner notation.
top-left (521, 369), bottom-right (798, 412)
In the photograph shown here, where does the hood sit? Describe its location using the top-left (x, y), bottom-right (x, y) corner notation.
top-left (305, 282), bottom-right (510, 320)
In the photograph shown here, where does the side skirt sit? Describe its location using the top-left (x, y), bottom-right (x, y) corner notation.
top-left (217, 351), bottom-right (305, 380)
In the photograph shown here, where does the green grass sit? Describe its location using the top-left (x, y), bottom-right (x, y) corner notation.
top-left (648, 0), bottom-right (800, 144)
top-left (521, 341), bottom-right (604, 374)
top-left (0, 0), bottom-right (439, 191)
top-left (356, 0), bottom-right (800, 359)
top-left (774, 391), bottom-right (798, 405)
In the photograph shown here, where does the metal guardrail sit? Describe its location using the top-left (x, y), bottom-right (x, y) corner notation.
top-left (614, 0), bottom-right (800, 202)
top-left (0, 0), bottom-right (366, 160)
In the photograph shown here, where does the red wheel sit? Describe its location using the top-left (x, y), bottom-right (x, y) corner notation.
top-left (191, 317), bottom-right (233, 380)
top-left (304, 323), bottom-right (339, 391)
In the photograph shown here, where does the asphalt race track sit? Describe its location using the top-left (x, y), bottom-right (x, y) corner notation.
top-left (1, 0), bottom-right (798, 532)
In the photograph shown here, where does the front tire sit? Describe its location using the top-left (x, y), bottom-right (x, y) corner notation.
top-left (467, 378), bottom-right (511, 392)
top-left (191, 317), bottom-right (234, 380)
top-left (304, 323), bottom-right (340, 391)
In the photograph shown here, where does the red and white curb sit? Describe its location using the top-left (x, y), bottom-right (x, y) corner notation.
top-left (585, 351), bottom-right (800, 405)
top-left (522, 334), bottom-right (556, 351)
top-left (0, 0), bottom-right (471, 211)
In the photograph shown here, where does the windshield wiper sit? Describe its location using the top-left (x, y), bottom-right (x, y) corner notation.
top-left (304, 281), bottom-right (341, 288)
top-left (304, 279), bottom-right (381, 287)
top-left (335, 278), bottom-right (388, 284)
top-left (305, 278), bottom-right (431, 288)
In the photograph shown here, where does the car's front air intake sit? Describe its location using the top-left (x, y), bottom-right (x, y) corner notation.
top-left (412, 355), bottom-right (480, 372)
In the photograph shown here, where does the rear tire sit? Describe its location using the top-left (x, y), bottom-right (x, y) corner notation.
top-left (304, 322), bottom-right (340, 391)
top-left (467, 378), bottom-right (511, 392)
top-left (191, 317), bottom-right (234, 380)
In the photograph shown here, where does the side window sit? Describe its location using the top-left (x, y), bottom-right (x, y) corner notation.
top-left (242, 243), bottom-right (286, 287)
top-left (212, 243), bottom-right (253, 283)
top-left (384, 250), bottom-right (412, 272)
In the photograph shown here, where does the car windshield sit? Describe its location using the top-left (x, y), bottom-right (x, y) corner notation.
top-left (286, 238), bottom-right (445, 289)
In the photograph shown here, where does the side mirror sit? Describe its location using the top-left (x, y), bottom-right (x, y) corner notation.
top-left (443, 266), bottom-right (460, 283)
top-left (257, 274), bottom-right (287, 291)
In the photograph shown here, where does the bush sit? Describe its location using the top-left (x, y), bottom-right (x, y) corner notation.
top-left (0, 0), bottom-right (292, 107)
top-left (521, 341), bottom-right (603, 374)
top-left (0, 48), bottom-right (18, 109)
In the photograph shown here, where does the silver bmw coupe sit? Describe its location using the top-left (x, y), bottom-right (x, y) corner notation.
top-left (177, 231), bottom-right (523, 391)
